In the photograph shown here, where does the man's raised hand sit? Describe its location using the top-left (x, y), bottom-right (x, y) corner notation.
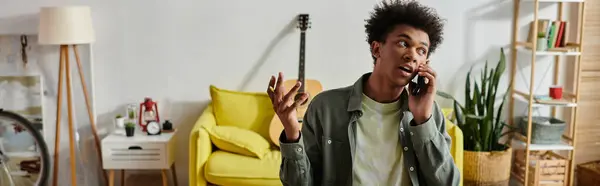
top-left (267, 72), bottom-right (307, 141)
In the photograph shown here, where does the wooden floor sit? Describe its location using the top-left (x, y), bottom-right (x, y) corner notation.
top-left (0, 172), bottom-right (39, 186)
top-left (124, 173), bottom-right (165, 186)
top-left (0, 155), bottom-right (40, 186)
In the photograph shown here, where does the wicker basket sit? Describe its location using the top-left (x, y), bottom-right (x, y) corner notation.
top-left (518, 116), bottom-right (566, 144)
top-left (577, 160), bottom-right (600, 186)
top-left (512, 150), bottom-right (568, 186)
top-left (464, 147), bottom-right (512, 186)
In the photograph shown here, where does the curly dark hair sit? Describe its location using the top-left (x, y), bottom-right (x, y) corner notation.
top-left (365, 0), bottom-right (445, 60)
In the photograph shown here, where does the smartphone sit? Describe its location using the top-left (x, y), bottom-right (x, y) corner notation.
top-left (411, 61), bottom-right (430, 95)
top-left (410, 75), bottom-right (427, 96)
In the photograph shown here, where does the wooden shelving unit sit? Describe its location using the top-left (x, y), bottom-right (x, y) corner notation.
top-left (508, 0), bottom-right (587, 185)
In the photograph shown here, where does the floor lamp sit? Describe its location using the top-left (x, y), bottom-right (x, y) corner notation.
top-left (38, 6), bottom-right (106, 186)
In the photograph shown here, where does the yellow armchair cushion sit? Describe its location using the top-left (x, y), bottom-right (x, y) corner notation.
top-left (204, 150), bottom-right (282, 186)
top-left (209, 85), bottom-right (275, 140)
top-left (205, 125), bottom-right (271, 159)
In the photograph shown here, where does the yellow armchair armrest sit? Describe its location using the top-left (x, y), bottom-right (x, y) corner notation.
top-left (189, 103), bottom-right (216, 186)
top-left (442, 108), bottom-right (463, 186)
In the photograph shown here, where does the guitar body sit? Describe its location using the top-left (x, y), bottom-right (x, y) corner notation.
top-left (268, 79), bottom-right (323, 147)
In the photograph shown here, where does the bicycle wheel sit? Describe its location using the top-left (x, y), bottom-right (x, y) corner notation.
top-left (0, 109), bottom-right (50, 186)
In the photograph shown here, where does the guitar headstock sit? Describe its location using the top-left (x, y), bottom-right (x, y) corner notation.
top-left (297, 14), bottom-right (311, 31)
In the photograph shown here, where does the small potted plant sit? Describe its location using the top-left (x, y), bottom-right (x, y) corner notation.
top-left (114, 114), bottom-right (125, 129)
top-left (537, 32), bottom-right (547, 51)
top-left (125, 122), bottom-right (135, 137)
top-left (126, 104), bottom-right (137, 120)
top-left (128, 110), bottom-right (135, 120)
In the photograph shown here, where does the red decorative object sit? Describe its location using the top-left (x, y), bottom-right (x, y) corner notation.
top-left (138, 97), bottom-right (160, 132)
top-left (13, 123), bottom-right (26, 133)
top-left (549, 86), bottom-right (563, 99)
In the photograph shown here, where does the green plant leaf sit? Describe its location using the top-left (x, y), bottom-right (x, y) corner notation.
top-left (483, 119), bottom-right (493, 151)
top-left (486, 67), bottom-right (496, 111)
top-left (465, 67), bottom-right (473, 112)
top-left (538, 32), bottom-right (546, 38)
top-left (473, 81), bottom-right (483, 116)
top-left (496, 48), bottom-right (507, 77)
top-left (125, 122), bottom-right (136, 128)
top-left (436, 91), bottom-right (456, 100)
top-left (490, 48), bottom-right (506, 110)
top-left (454, 101), bottom-right (465, 126)
top-left (474, 142), bottom-right (482, 151)
top-left (481, 61), bottom-right (488, 100)
top-left (494, 87), bottom-right (510, 137)
top-left (465, 114), bottom-right (485, 120)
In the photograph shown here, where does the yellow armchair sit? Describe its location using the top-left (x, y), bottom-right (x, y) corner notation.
top-left (189, 86), bottom-right (282, 186)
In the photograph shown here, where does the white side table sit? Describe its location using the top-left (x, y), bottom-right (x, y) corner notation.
top-left (101, 129), bottom-right (178, 186)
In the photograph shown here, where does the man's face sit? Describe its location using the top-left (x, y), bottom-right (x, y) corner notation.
top-left (371, 24), bottom-right (430, 87)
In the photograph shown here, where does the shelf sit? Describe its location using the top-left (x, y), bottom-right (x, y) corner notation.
top-left (515, 42), bottom-right (581, 56)
top-left (517, 47), bottom-right (582, 56)
top-left (510, 177), bottom-right (565, 186)
top-left (513, 94), bottom-right (577, 107)
top-left (522, 0), bottom-right (585, 2)
top-left (5, 151), bottom-right (39, 158)
top-left (511, 138), bottom-right (574, 150)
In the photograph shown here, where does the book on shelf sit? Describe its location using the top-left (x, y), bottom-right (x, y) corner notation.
top-left (526, 19), bottom-right (571, 50)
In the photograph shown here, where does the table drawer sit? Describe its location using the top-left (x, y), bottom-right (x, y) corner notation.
top-left (102, 142), bottom-right (168, 169)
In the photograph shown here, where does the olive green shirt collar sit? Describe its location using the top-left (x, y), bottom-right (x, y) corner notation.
top-left (347, 72), bottom-right (410, 113)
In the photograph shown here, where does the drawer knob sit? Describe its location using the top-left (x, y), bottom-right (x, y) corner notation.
top-left (128, 146), bottom-right (143, 150)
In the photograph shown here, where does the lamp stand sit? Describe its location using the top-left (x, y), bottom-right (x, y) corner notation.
top-left (51, 44), bottom-right (107, 186)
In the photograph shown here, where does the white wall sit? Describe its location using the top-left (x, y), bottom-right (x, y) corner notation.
top-left (0, 0), bottom-right (577, 185)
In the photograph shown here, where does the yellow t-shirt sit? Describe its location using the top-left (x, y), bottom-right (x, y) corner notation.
top-left (352, 93), bottom-right (411, 186)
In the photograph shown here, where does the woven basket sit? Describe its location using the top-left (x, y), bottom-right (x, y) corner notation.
top-left (464, 147), bottom-right (512, 186)
top-left (577, 160), bottom-right (600, 186)
top-left (518, 116), bottom-right (566, 144)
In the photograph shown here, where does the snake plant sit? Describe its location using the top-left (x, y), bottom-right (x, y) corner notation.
top-left (437, 48), bottom-right (515, 152)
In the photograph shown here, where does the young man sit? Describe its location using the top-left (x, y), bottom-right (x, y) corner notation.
top-left (266, 0), bottom-right (460, 185)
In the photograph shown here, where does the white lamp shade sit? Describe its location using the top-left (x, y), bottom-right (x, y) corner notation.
top-left (38, 6), bottom-right (95, 45)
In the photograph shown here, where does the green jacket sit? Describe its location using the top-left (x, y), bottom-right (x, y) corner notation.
top-left (279, 72), bottom-right (460, 186)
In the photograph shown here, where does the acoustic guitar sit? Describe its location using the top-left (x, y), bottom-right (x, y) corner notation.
top-left (268, 14), bottom-right (323, 147)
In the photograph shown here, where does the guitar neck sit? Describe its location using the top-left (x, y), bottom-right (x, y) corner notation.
top-left (298, 31), bottom-right (306, 93)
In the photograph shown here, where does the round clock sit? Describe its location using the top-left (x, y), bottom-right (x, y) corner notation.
top-left (146, 121), bottom-right (161, 135)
